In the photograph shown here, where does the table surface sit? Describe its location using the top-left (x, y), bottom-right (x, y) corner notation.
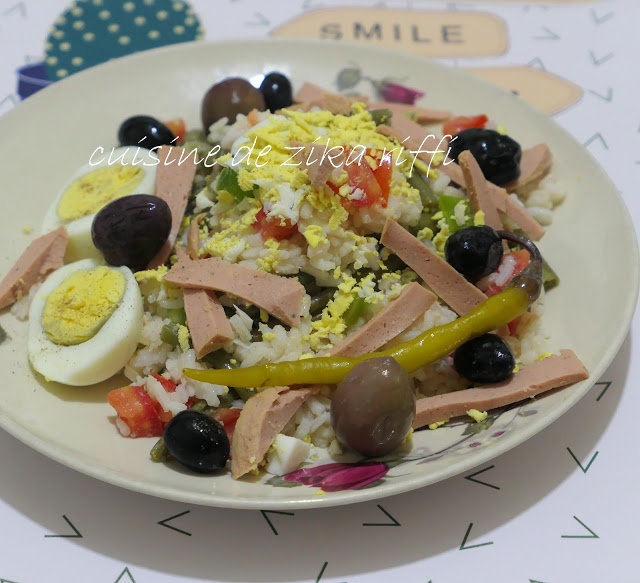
top-left (1, 1), bottom-right (638, 582)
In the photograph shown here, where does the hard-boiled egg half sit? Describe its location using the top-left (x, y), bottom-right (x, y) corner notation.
top-left (41, 146), bottom-right (158, 262)
top-left (28, 258), bottom-right (143, 386)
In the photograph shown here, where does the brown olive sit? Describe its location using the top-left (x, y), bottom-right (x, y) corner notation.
top-left (201, 77), bottom-right (266, 130)
top-left (330, 356), bottom-right (415, 457)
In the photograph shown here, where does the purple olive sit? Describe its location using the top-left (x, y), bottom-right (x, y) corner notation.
top-left (91, 194), bottom-right (172, 271)
top-left (201, 77), bottom-right (265, 130)
top-left (331, 356), bottom-right (415, 457)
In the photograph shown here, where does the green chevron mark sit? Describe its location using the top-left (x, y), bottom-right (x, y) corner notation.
top-left (459, 523), bottom-right (494, 550)
top-left (527, 58), bottom-right (546, 71)
top-left (529, 580), bottom-right (548, 583)
top-left (0, 95), bottom-right (17, 110)
top-left (464, 465), bottom-right (500, 490)
top-left (114, 567), bottom-right (136, 583)
top-left (561, 516), bottom-right (599, 539)
top-left (261, 510), bottom-right (294, 535)
top-left (314, 561), bottom-right (347, 583)
top-left (567, 447), bottom-right (599, 473)
top-left (589, 51), bottom-right (614, 66)
top-left (44, 515), bottom-right (82, 538)
top-left (595, 381), bottom-right (612, 401)
top-left (303, 0), bottom-right (324, 9)
top-left (315, 562), bottom-right (328, 583)
top-left (534, 27), bottom-right (559, 41)
top-left (244, 11), bottom-right (269, 25)
top-left (592, 9), bottom-right (615, 24)
top-left (363, 504), bottom-right (400, 526)
top-left (584, 133), bottom-right (608, 150)
top-left (158, 510), bottom-right (192, 536)
top-left (1, 578), bottom-right (21, 583)
top-left (588, 87), bottom-right (613, 102)
top-left (2, 2), bottom-right (26, 18)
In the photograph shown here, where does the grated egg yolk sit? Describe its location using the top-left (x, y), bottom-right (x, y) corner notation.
top-left (57, 165), bottom-right (144, 222)
top-left (41, 266), bottom-right (125, 346)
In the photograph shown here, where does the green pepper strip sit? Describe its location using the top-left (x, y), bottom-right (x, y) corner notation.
top-left (184, 284), bottom-right (531, 389)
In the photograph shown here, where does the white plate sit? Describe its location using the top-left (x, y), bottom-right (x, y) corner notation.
top-left (0, 38), bottom-right (637, 509)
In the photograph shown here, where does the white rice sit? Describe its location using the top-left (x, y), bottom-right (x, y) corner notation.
top-left (119, 105), bottom-right (560, 459)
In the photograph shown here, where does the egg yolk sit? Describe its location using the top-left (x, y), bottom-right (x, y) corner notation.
top-left (41, 267), bottom-right (126, 346)
top-left (56, 165), bottom-right (144, 222)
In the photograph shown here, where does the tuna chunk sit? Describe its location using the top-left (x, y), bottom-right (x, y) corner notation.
top-left (438, 157), bottom-right (545, 240)
top-left (148, 145), bottom-right (197, 268)
top-left (164, 256), bottom-right (305, 327)
top-left (458, 150), bottom-right (503, 231)
top-left (293, 81), bottom-right (330, 103)
top-left (0, 226), bottom-right (68, 310)
top-left (293, 82), bottom-right (369, 112)
top-left (294, 82), bottom-right (449, 123)
top-left (319, 93), bottom-right (357, 115)
top-left (441, 144), bottom-right (552, 194)
top-left (508, 143), bottom-right (553, 191)
top-left (330, 282), bottom-right (436, 357)
top-left (183, 288), bottom-right (234, 358)
top-left (230, 281), bottom-right (436, 479)
top-left (488, 187), bottom-right (546, 241)
top-left (231, 386), bottom-right (315, 478)
top-left (291, 141), bottom-right (345, 189)
top-left (413, 350), bottom-right (588, 428)
top-left (381, 218), bottom-right (486, 315)
top-left (377, 115), bottom-right (444, 167)
top-left (187, 213), bottom-right (206, 260)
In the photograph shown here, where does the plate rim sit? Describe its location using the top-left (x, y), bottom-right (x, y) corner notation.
top-left (1, 37), bottom-right (638, 510)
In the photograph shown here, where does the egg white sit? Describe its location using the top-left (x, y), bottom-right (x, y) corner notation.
top-left (27, 259), bottom-right (143, 386)
top-left (41, 146), bottom-right (158, 262)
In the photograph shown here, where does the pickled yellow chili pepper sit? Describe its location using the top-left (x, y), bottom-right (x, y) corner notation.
top-left (184, 231), bottom-right (541, 389)
top-left (184, 231), bottom-right (542, 389)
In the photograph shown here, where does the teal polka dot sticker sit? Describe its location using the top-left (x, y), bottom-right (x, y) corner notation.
top-left (44, 0), bottom-right (204, 80)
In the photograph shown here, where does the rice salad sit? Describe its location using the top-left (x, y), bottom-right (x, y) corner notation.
top-left (2, 73), bottom-right (580, 482)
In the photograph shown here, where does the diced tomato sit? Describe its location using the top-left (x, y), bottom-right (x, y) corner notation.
top-left (246, 109), bottom-right (261, 126)
top-left (483, 249), bottom-right (530, 297)
top-left (253, 207), bottom-right (298, 241)
top-left (164, 118), bottom-right (186, 143)
top-left (148, 373), bottom-right (178, 423)
top-left (212, 408), bottom-right (242, 444)
top-left (370, 150), bottom-right (393, 202)
top-left (343, 155), bottom-right (383, 207)
top-left (150, 372), bottom-right (177, 393)
top-left (481, 249), bottom-right (530, 335)
top-left (442, 114), bottom-right (489, 137)
top-left (107, 385), bottom-right (164, 438)
top-left (335, 148), bottom-right (391, 210)
top-left (153, 405), bottom-right (173, 425)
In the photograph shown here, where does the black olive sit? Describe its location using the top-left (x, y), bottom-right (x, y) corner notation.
top-left (118, 115), bottom-right (175, 150)
top-left (331, 356), bottom-right (415, 457)
top-left (163, 410), bottom-right (230, 473)
top-left (91, 194), bottom-right (172, 271)
top-left (259, 72), bottom-right (293, 112)
top-left (444, 225), bottom-right (503, 282)
top-left (453, 334), bottom-right (515, 384)
top-left (201, 77), bottom-right (266, 130)
top-left (448, 128), bottom-right (522, 186)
